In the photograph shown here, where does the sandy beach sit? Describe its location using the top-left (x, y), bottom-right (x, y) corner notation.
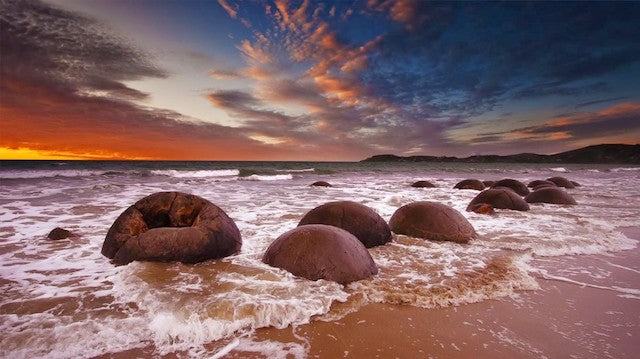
top-left (94, 227), bottom-right (639, 359)
top-left (2, 162), bottom-right (638, 358)
top-left (222, 227), bottom-right (640, 359)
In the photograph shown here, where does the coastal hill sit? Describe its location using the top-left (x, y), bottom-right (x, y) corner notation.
top-left (361, 144), bottom-right (640, 164)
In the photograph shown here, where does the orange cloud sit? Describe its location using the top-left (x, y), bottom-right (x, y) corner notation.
top-left (217, 0), bottom-right (237, 18)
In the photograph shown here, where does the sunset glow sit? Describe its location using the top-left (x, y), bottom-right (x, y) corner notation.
top-left (1, 0), bottom-right (639, 160)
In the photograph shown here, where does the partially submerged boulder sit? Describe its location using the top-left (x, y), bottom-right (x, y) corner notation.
top-left (528, 180), bottom-right (557, 188)
top-left (298, 201), bottom-right (391, 248)
top-left (263, 224), bottom-right (378, 284)
top-left (47, 227), bottom-right (77, 240)
top-left (411, 180), bottom-right (436, 188)
top-left (570, 180), bottom-right (581, 187)
top-left (467, 189), bottom-right (530, 211)
top-left (525, 187), bottom-right (577, 205)
top-left (454, 179), bottom-right (485, 191)
top-left (491, 179), bottom-right (530, 196)
top-left (102, 192), bottom-right (241, 265)
top-left (546, 176), bottom-right (575, 189)
top-left (310, 181), bottom-right (332, 187)
top-left (389, 201), bottom-right (477, 244)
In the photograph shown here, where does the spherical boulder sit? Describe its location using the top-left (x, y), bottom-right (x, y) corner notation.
top-left (310, 181), bottom-right (332, 187)
top-left (102, 192), bottom-right (241, 265)
top-left (525, 187), bottom-right (577, 205)
top-left (454, 179), bottom-right (485, 191)
top-left (483, 180), bottom-right (496, 187)
top-left (546, 176), bottom-right (575, 189)
top-left (528, 180), bottom-right (557, 188)
top-left (411, 180), bottom-right (436, 188)
top-left (467, 189), bottom-right (530, 212)
top-left (263, 224), bottom-right (378, 284)
top-left (48, 227), bottom-right (77, 240)
top-left (298, 201), bottom-right (391, 248)
top-left (389, 201), bottom-right (477, 244)
top-left (491, 179), bottom-right (530, 196)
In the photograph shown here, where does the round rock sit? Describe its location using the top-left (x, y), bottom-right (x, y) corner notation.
top-left (467, 189), bottom-right (530, 211)
top-left (546, 176), bottom-right (575, 189)
top-left (491, 179), bottom-right (530, 196)
top-left (525, 187), bottom-right (577, 205)
top-left (310, 181), bottom-right (332, 187)
top-left (298, 201), bottom-right (391, 248)
top-left (454, 179), bottom-right (485, 191)
top-left (262, 224), bottom-right (378, 284)
top-left (528, 180), bottom-right (557, 188)
top-left (389, 201), bottom-right (477, 244)
top-left (570, 180), bottom-right (581, 187)
top-left (48, 227), bottom-right (77, 240)
top-left (102, 192), bottom-right (241, 265)
top-left (411, 180), bottom-right (436, 188)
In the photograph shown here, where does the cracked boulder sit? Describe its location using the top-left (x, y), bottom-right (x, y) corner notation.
top-left (102, 191), bottom-right (241, 265)
top-left (467, 189), bottom-right (530, 212)
top-left (263, 224), bottom-right (378, 284)
top-left (389, 201), bottom-right (477, 244)
top-left (298, 201), bottom-right (391, 248)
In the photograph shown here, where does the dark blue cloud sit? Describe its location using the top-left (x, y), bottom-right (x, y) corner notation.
top-left (361, 1), bottom-right (640, 124)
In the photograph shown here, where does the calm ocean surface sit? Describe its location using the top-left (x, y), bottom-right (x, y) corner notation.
top-left (1, 160), bottom-right (639, 357)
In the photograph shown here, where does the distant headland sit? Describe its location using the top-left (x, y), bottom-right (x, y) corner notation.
top-left (361, 144), bottom-right (640, 164)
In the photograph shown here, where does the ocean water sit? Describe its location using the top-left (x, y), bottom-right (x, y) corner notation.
top-left (1, 160), bottom-right (639, 358)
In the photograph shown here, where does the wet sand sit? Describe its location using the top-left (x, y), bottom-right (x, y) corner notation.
top-left (95, 227), bottom-right (640, 358)
top-left (229, 226), bottom-right (640, 358)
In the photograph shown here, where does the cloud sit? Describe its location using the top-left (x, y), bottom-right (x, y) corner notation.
top-left (209, 69), bottom-right (244, 80)
top-left (217, 0), bottom-right (237, 19)
top-left (464, 102), bottom-right (640, 148)
top-left (0, 0), bottom-right (294, 160)
top-left (574, 96), bottom-right (629, 109)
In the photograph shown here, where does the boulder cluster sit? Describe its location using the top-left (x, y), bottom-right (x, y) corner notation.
top-left (97, 175), bottom-right (580, 284)
top-left (462, 176), bottom-right (579, 212)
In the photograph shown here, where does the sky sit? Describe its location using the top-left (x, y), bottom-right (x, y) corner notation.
top-left (1, 0), bottom-right (639, 161)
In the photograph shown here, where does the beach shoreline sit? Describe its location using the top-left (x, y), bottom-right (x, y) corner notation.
top-left (223, 226), bottom-right (640, 359)
top-left (94, 227), bottom-right (640, 359)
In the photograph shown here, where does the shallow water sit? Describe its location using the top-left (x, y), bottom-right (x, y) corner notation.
top-left (1, 161), bottom-right (639, 357)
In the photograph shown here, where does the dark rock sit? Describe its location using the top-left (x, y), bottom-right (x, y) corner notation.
top-left (454, 179), bottom-right (485, 191)
top-left (482, 180), bottom-right (496, 187)
top-left (546, 176), bottom-right (575, 189)
top-left (532, 184), bottom-right (557, 191)
top-left (470, 203), bottom-right (495, 215)
top-left (570, 180), bottom-right (581, 187)
top-left (262, 224), bottom-right (378, 284)
top-left (47, 227), bottom-right (77, 240)
top-left (528, 180), bottom-right (557, 188)
top-left (525, 187), bottom-right (577, 205)
top-left (467, 189), bottom-right (530, 211)
top-left (298, 201), bottom-right (391, 248)
top-left (389, 201), bottom-right (477, 243)
top-left (491, 179), bottom-right (530, 196)
top-left (310, 181), bottom-right (332, 187)
top-left (411, 180), bottom-right (436, 188)
top-left (102, 192), bottom-right (241, 265)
